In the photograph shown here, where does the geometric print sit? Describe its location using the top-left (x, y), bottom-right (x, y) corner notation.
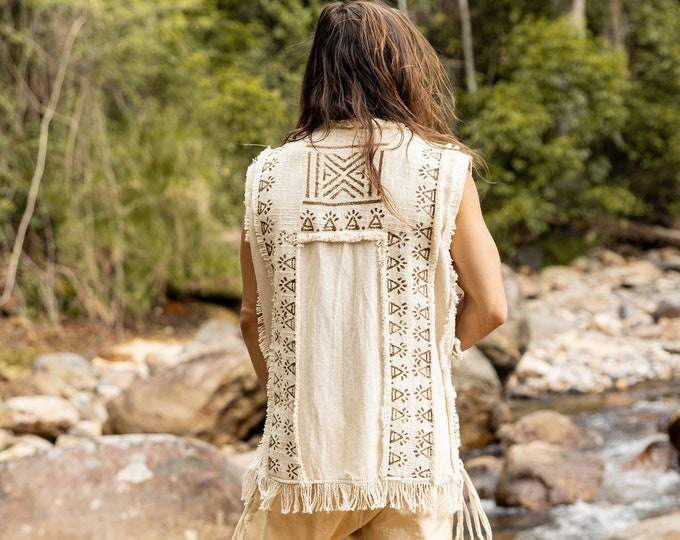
top-left (304, 145), bottom-right (383, 206)
top-left (252, 142), bottom-right (443, 484)
top-left (384, 146), bottom-right (440, 479)
top-left (252, 146), bottom-right (302, 481)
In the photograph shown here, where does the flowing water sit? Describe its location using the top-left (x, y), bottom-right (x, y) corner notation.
top-left (483, 381), bottom-right (680, 539)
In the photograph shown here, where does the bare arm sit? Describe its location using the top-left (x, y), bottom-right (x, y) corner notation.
top-left (451, 172), bottom-right (507, 350)
top-left (240, 228), bottom-right (268, 391)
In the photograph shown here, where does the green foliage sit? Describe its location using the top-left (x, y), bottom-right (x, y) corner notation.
top-left (463, 16), bottom-right (637, 257)
top-left (0, 0), bottom-right (320, 322)
top-left (1, 0), bottom-right (679, 322)
top-left (619, 0), bottom-right (680, 223)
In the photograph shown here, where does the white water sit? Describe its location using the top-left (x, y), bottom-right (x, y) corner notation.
top-left (486, 387), bottom-right (680, 539)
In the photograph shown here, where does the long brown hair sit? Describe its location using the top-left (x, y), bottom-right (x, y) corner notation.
top-left (286, 0), bottom-right (476, 206)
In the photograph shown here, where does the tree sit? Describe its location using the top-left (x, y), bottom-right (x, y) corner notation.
top-left (0, 0), bottom-right (322, 323)
top-left (464, 16), bottom-right (635, 260)
top-left (457, 0), bottom-right (477, 93)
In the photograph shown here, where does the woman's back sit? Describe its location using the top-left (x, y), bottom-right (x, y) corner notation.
top-left (243, 122), bottom-right (472, 514)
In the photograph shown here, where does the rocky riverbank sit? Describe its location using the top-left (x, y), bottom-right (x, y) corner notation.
top-left (0, 248), bottom-right (678, 539)
top-left (508, 248), bottom-right (680, 396)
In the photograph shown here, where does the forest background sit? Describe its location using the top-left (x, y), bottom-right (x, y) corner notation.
top-left (1, 0), bottom-right (679, 326)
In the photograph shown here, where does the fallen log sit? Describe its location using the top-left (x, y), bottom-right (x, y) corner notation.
top-left (614, 221), bottom-right (680, 248)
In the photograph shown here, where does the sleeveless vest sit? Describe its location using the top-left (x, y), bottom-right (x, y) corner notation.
top-left (242, 121), bottom-right (492, 538)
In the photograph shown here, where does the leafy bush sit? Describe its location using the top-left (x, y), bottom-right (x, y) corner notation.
top-left (462, 17), bottom-right (641, 258)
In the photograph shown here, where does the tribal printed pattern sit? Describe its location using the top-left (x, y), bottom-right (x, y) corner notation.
top-left (384, 146), bottom-right (440, 478)
top-left (252, 146), bottom-right (302, 480)
top-left (305, 147), bottom-right (384, 205)
top-left (252, 143), bottom-right (442, 482)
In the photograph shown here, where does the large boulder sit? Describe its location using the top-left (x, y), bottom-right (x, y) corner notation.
top-left (463, 455), bottom-right (503, 500)
top-left (0, 434), bottom-right (244, 539)
top-left (107, 322), bottom-right (265, 446)
top-left (476, 265), bottom-right (530, 382)
top-left (453, 347), bottom-right (511, 450)
top-left (495, 441), bottom-right (604, 510)
top-left (605, 511), bottom-right (680, 540)
top-left (498, 410), bottom-right (599, 450)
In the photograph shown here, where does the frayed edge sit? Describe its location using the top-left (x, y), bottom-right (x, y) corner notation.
top-left (455, 459), bottom-right (494, 540)
top-left (243, 147), bottom-right (272, 243)
top-left (243, 469), bottom-right (466, 515)
top-left (255, 294), bottom-right (269, 366)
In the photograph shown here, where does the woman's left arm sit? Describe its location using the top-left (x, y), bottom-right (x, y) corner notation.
top-left (240, 228), bottom-right (268, 391)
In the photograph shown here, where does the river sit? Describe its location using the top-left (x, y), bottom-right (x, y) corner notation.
top-left (483, 380), bottom-right (680, 539)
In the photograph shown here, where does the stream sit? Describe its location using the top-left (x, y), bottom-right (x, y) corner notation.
top-left (483, 380), bottom-right (680, 539)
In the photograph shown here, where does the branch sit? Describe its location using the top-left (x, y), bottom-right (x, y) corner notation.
top-left (0, 14), bottom-right (87, 308)
top-left (614, 221), bottom-right (680, 248)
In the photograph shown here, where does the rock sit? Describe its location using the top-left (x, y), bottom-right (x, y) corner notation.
top-left (509, 332), bottom-right (680, 396)
top-left (69, 419), bottom-right (103, 439)
top-left (33, 352), bottom-right (97, 392)
top-left (0, 395), bottom-right (80, 439)
top-left (495, 441), bottom-right (604, 510)
top-left (540, 265), bottom-right (582, 291)
top-left (107, 345), bottom-right (266, 447)
top-left (655, 299), bottom-right (680, 320)
top-left (588, 312), bottom-right (623, 336)
top-left (498, 410), bottom-right (598, 450)
top-left (68, 391), bottom-right (108, 428)
top-left (615, 260), bottom-right (663, 288)
top-left (663, 340), bottom-right (680, 355)
top-left (476, 265), bottom-right (530, 382)
top-left (453, 347), bottom-right (510, 450)
top-left (2, 353), bottom-right (95, 399)
top-left (2, 371), bottom-right (74, 398)
top-left (181, 318), bottom-right (247, 356)
top-left (0, 428), bottom-right (17, 451)
top-left (463, 455), bottom-right (503, 500)
top-left (516, 273), bottom-right (541, 299)
top-left (605, 511), bottom-right (680, 540)
top-left (524, 304), bottom-right (574, 343)
top-left (0, 434), bottom-right (243, 539)
top-left (595, 249), bottom-right (627, 267)
top-left (669, 407), bottom-right (680, 452)
top-left (98, 338), bottom-right (184, 365)
top-left (0, 434), bottom-right (53, 462)
top-left (660, 255), bottom-right (680, 273)
top-left (91, 358), bottom-right (149, 403)
top-left (624, 438), bottom-right (677, 471)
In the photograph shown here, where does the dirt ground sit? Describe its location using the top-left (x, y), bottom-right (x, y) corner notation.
top-left (0, 300), bottom-right (237, 377)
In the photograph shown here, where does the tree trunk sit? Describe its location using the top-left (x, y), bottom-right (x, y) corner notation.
top-left (568, 0), bottom-right (586, 38)
top-left (397, 0), bottom-right (408, 17)
top-left (614, 222), bottom-right (680, 248)
top-left (606, 0), bottom-right (626, 48)
top-left (571, 0), bottom-right (586, 18)
top-left (457, 0), bottom-right (477, 93)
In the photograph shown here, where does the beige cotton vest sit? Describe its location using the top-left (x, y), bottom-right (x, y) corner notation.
top-left (242, 120), bottom-right (492, 538)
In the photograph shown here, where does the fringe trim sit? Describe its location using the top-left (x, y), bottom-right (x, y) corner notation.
top-left (242, 467), bottom-right (465, 515)
top-left (455, 460), bottom-right (494, 540)
top-left (242, 462), bottom-right (493, 538)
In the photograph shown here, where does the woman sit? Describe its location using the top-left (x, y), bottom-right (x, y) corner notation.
top-left (235, 2), bottom-right (506, 539)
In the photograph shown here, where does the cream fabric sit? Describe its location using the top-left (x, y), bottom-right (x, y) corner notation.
top-left (241, 121), bottom-right (492, 539)
top-left (232, 491), bottom-right (455, 540)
